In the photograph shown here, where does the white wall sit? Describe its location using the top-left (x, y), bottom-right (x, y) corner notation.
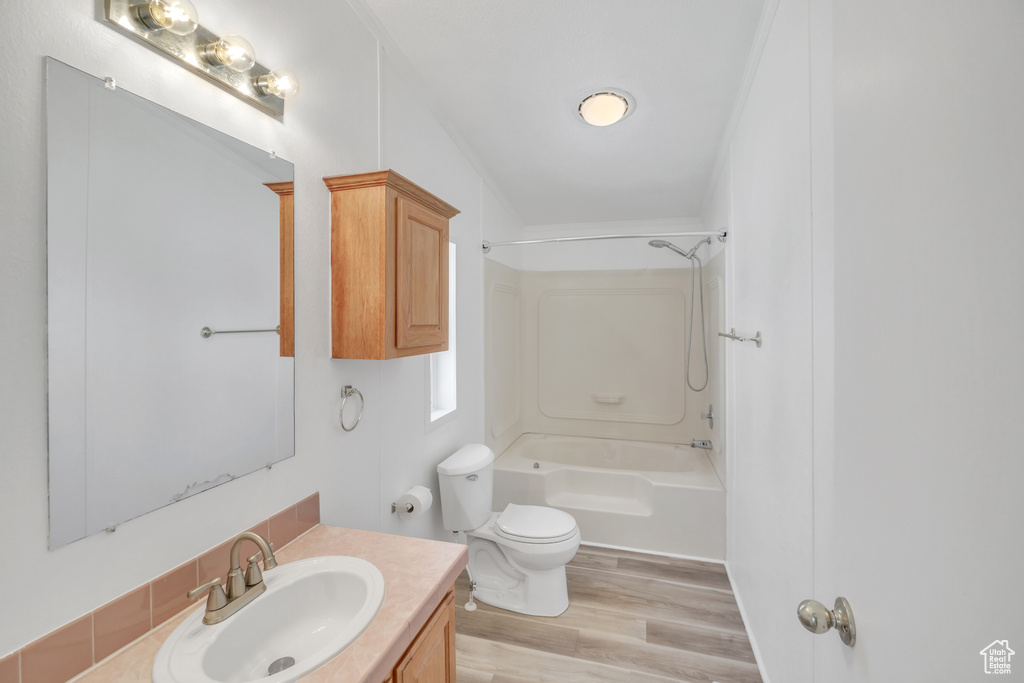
top-left (484, 259), bottom-right (525, 456)
top-left (0, 0), bottom-right (513, 656)
top-left (712, 0), bottom-right (815, 680)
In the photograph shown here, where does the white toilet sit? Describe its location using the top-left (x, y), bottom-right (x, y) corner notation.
top-left (437, 444), bottom-right (581, 617)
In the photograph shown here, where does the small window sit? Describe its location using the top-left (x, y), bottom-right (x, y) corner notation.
top-left (430, 243), bottom-right (457, 422)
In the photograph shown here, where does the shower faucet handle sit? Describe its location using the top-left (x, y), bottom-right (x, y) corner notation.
top-left (701, 404), bottom-right (715, 430)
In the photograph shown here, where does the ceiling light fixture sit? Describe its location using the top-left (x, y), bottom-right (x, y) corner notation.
top-left (106, 0), bottom-right (299, 117)
top-left (578, 91), bottom-right (633, 127)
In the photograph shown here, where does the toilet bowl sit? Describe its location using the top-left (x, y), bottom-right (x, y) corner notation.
top-left (437, 445), bottom-right (581, 617)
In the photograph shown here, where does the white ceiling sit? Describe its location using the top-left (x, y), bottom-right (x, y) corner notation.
top-left (358, 0), bottom-right (764, 227)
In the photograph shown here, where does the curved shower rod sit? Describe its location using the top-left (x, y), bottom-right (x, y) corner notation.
top-left (481, 230), bottom-right (727, 253)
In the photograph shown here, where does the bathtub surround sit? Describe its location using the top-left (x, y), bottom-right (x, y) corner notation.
top-left (487, 263), bottom-right (723, 448)
top-left (493, 434), bottom-right (725, 558)
top-left (484, 253), bottom-right (727, 559)
top-left (0, 493), bottom-right (319, 683)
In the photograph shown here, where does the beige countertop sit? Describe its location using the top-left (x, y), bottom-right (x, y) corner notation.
top-left (74, 525), bottom-right (468, 683)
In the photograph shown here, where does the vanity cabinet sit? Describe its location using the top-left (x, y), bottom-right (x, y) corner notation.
top-left (324, 170), bottom-right (460, 360)
top-left (385, 588), bottom-right (456, 683)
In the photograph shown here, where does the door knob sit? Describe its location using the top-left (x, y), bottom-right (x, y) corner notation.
top-left (797, 597), bottom-right (856, 646)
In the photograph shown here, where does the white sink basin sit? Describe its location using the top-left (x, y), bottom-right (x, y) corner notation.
top-left (153, 556), bottom-right (386, 683)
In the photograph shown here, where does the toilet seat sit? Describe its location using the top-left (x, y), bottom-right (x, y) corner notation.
top-left (495, 503), bottom-right (578, 544)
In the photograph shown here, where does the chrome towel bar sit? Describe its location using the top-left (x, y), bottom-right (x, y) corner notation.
top-left (201, 326), bottom-right (280, 338)
top-left (719, 327), bottom-right (762, 348)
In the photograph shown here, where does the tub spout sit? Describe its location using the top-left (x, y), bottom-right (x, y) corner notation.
top-left (691, 439), bottom-right (713, 450)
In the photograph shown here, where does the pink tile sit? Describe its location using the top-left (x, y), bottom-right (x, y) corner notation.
top-left (93, 585), bottom-right (151, 662)
top-left (0, 651), bottom-right (19, 683)
top-left (198, 539), bottom-right (233, 585)
top-left (296, 492), bottom-right (320, 536)
top-left (248, 519), bottom-right (270, 541)
top-left (268, 506), bottom-right (299, 550)
top-left (21, 615), bottom-right (92, 683)
top-left (225, 523), bottom-right (274, 567)
top-left (151, 560), bottom-right (198, 627)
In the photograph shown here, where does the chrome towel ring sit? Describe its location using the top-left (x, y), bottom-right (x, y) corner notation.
top-left (340, 385), bottom-right (364, 432)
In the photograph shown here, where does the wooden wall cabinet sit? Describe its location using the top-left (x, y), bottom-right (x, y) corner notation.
top-left (324, 170), bottom-right (460, 360)
top-left (384, 589), bottom-right (456, 683)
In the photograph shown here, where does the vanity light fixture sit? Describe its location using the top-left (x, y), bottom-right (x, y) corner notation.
top-left (199, 34), bottom-right (256, 72)
top-left (105, 0), bottom-right (299, 117)
top-left (578, 90), bottom-right (634, 127)
top-left (135, 0), bottom-right (199, 36)
top-left (254, 70), bottom-right (300, 100)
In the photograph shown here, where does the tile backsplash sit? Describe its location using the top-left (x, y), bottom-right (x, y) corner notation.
top-left (0, 492), bottom-right (319, 683)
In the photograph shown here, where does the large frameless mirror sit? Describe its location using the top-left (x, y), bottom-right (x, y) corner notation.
top-left (46, 57), bottom-right (295, 549)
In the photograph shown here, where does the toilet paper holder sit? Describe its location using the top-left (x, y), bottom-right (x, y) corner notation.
top-left (391, 485), bottom-right (432, 518)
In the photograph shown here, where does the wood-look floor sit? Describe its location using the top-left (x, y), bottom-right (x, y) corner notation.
top-left (454, 545), bottom-right (762, 683)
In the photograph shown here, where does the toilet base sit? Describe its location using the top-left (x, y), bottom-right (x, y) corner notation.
top-left (467, 536), bottom-right (571, 617)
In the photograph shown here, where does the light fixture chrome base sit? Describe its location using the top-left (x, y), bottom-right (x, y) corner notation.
top-left (104, 0), bottom-right (286, 117)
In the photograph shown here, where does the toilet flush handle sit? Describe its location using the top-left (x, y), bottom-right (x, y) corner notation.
top-left (466, 474), bottom-right (478, 481)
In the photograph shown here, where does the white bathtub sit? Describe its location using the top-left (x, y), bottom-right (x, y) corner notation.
top-left (492, 433), bottom-right (725, 559)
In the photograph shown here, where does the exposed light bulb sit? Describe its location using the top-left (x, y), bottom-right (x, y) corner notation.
top-left (135, 0), bottom-right (199, 36)
top-left (255, 70), bottom-right (299, 100)
top-left (201, 34), bottom-right (257, 72)
top-left (579, 91), bottom-right (631, 127)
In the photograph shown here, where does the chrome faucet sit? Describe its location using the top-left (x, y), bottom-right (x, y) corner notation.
top-left (187, 531), bottom-right (278, 625)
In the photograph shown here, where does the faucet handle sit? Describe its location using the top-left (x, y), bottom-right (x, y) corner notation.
top-left (187, 578), bottom-right (228, 612)
top-left (245, 552), bottom-right (265, 587)
top-left (246, 542), bottom-right (275, 565)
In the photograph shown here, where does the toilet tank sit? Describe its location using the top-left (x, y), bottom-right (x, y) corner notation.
top-left (437, 444), bottom-right (494, 531)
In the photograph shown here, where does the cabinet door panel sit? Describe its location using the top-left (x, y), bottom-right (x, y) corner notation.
top-left (394, 590), bottom-right (455, 683)
top-left (395, 196), bottom-right (448, 351)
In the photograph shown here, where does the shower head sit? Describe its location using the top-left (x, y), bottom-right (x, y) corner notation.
top-left (648, 239), bottom-right (694, 259)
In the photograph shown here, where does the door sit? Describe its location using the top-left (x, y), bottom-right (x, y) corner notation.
top-left (812, 2), bottom-right (1024, 681)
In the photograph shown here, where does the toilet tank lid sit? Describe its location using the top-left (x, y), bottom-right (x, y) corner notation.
top-left (437, 444), bottom-right (495, 476)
